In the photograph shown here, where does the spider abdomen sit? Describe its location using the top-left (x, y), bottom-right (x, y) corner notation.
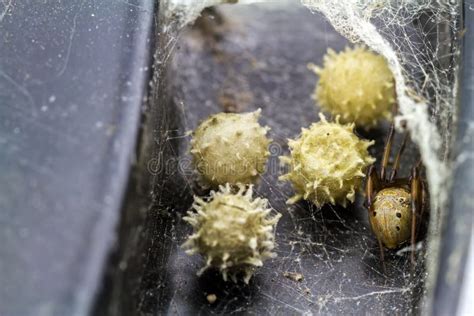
top-left (369, 187), bottom-right (412, 249)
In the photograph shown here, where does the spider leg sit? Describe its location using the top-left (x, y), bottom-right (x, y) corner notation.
top-left (415, 178), bottom-right (426, 241)
top-left (389, 133), bottom-right (409, 181)
top-left (365, 165), bottom-right (380, 209)
top-left (381, 123), bottom-right (395, 181)
top-left (410, 161), bottom-right (423, 265)
top-left (390, 97), bottom-right (399, 119)
top-left (365, 166), bottom-right (386, 272)
top-left (378, 237), bottom-right (387, 274)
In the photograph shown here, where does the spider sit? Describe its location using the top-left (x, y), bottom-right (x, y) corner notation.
top-left (365, 123), bottom-right (426, 268)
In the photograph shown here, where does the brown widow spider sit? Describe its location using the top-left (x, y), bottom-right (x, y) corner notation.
top-left (365, 123), bottom-right (426, 270)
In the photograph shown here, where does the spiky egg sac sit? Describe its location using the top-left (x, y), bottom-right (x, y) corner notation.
top-left (183, 183), bottom-right (281, 283)
top-left (310, 46), bottom-right (395, 128)
top-left (280, 114), bottom-right (375, 207)
top-left (190, 109), bottom-right (270, 186)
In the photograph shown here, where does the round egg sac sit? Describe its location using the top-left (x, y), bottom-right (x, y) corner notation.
top-left (310, 46), bottom-right (395, 128)
top-left (280, 114), bottom-right (375, 207)
top-left (182, 183), bottom-right (281, 283)
top-left (190, 109), bottom-right (270, 186)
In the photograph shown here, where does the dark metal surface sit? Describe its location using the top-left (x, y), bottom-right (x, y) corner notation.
top-left (432, 3), bottom-right (473, 315)
top-left (0, 1), bottom-right (154, 315)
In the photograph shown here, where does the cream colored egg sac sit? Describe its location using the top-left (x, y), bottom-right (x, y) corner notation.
top-left (190, 109), bottom-right (270, 186)
top-left (182, 183), bottom-right (281, 283)
top-left (309, 46), bottom-right (395, 128)
top-left (280, 114), bottom-right (375, 207)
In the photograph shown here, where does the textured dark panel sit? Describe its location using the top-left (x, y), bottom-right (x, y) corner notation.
top-left (0, 1), bottom-right (154, 315)
top-left (432, 3), bottom-right (474, 315)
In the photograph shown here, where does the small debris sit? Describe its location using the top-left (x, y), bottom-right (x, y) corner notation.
top-left (206, 294), bottom-right (217, 304)
top-left (283, 272), bottom-right (304, 282)
top-left (217, 89), bottom-right (253, 112)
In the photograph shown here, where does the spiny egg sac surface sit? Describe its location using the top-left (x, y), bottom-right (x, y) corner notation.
top-left (310, 46), bottom-right (395, 128)
top-left (280, 114), bottom-right (375, 208)
top-left (182, 183), bottom-right (281, 283)
top-left (190, 110), bottom-right (270, 186)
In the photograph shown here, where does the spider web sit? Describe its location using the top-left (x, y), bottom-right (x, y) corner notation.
top-left (163, 0), bottom-right (463, 218)
top-left (145, 0), bottom-right (462, 314)
top-left (300, 0), bottom-right (463, 306)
